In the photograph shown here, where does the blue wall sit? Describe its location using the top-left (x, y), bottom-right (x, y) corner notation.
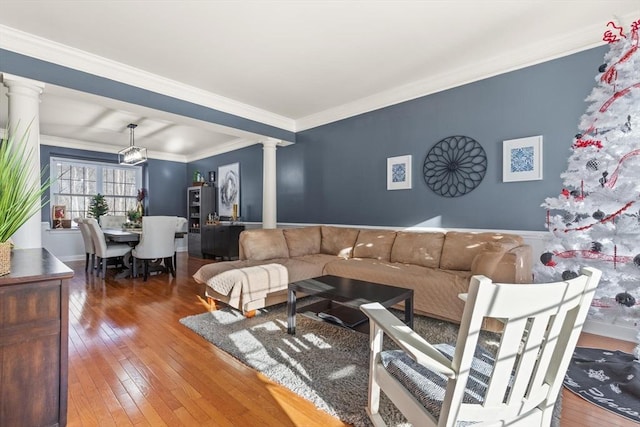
top-left (9, 43), bottom-right (609, 232)
top-left (188, 144), bottom-right (263, 222)
top-left (187, 45), bottom-right (607, 231)
top-left (271, 45), bottom-right (607, 231)
top-left (40, 145), bottom-right (187, 221)
top-left (145, 158), bottom-right (188, 216)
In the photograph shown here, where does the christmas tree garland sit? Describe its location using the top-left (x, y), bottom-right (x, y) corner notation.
top-left (535, 18), bottom-right (640, 358)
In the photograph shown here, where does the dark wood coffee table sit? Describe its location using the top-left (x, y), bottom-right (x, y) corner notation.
top-left (287, 275), bottom-right (413, 334)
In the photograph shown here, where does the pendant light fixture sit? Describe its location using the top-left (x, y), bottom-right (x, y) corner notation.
top-left (118, 123), bottom-right (147, 165)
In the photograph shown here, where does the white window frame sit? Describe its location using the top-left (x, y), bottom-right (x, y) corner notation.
top-left (49, 156), bottom-right (143, 224)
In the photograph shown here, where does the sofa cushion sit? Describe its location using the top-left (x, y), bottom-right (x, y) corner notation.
top-left (283, 226), bottom-right (321, 257)
top-left (352, 229), bottom-right (397, 261)
top-left (295, 253), bottom-right (341, 268)
top-left (239, 229), bottom-right (289, 261)
top-left (440, 232), bottom-right (522, 271)
top-left (271, 258), bottom-right (326, 282)
top-left (320, 226), bottom-right (360, 258)
top-left (390, 232), bottom-right (445, 268)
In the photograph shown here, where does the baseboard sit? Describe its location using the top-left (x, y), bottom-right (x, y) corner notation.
top-left (583, 319), bottom-right (639, 343)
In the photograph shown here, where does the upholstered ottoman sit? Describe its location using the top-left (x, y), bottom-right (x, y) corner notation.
top-left (204, 263), bottom-right (289, 315)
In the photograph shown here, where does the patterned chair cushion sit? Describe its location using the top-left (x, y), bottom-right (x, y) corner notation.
top-left (380, 343), bottom-right (501, 424)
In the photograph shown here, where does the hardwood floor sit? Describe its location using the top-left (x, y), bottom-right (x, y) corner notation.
top-left (65, 253), bottom-right (637, 426)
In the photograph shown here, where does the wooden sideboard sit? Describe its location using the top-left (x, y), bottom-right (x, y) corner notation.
top-left (0, 248), bottom-right (74, 427)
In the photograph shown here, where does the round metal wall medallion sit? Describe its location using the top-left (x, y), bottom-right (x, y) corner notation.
top-left (423, 135), bottom-right (487, 197)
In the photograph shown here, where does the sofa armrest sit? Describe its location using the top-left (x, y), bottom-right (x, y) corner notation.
top-left (493, 245), bottom-right (533, 283)
top-left (471, 244), bottom-right (532, 284)
top-left (239, 237), bottom-right (246, 260)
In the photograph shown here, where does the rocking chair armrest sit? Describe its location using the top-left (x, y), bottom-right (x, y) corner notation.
top-left (361, 303), bottom-right (456, 378)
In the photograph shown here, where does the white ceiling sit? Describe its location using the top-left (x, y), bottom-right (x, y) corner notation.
top-left (1, 1), bottom-right (639, 162)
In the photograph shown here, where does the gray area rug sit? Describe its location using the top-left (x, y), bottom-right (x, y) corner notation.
top-left (179, 299), bottom-right (560, 426)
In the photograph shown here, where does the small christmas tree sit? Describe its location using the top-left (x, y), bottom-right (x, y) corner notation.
top-left (88, 193), bottom-right (109, 222)
top-left (535, 19), bottom-right (640, 357)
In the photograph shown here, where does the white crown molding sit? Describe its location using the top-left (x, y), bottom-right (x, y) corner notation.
top-left (0, 25), bottom-right (296, 133)
top-left (186, 138), bottom-right (260, 162)
top-left (40, 134), bottom-right (188, 163)
top-left (4, 11), bottom-right (638, 138)
top-left (295, 14), bottom-right (636, 132)
top-left (184, 137), bottom-right (294, 162)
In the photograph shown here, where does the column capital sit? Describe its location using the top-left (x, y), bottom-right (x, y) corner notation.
top-left (261, 138), bottom-right (281, 149)
top-left (1, 73), bottom-right (45, 94)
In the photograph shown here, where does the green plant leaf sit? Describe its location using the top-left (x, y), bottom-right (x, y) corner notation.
top-left (0, 124), bottom-right (53, 242)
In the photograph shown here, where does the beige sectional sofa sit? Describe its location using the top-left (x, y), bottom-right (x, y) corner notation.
top-left (193, 225), bottom-right (532, 329)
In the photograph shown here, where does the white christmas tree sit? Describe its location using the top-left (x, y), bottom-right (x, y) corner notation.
top-left (535, 19), bottom-right (640, 358)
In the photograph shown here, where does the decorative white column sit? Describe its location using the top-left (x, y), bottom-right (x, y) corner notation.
top-left (2, 73), bottom-right (46, 249)
top-left (262, 139), bottom-right (279, 229)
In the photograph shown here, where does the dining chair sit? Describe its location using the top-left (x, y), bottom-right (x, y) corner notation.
top-left (84, 218), bottom-right (132, 279)
top-left (360, 267), bottom-right (601, 427)
top-left (132, 216), bottom-right (178, 281)
top-left (99, 215), bottom-right (127, 229)
top-left (174, 216), bottom-right (188, 268)
top-left (74, 217), bottom-right (95, 272)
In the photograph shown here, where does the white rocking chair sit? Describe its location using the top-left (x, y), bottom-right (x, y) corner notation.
top-left (360, 267), bottom-right (601, 427)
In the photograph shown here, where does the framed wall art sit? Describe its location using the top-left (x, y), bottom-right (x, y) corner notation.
top-left (503, 135), bottom-right (543, 182)
top-left (423, 135), bottom-right (486, 197)
top-left (52, 205), bottom-right (66, 221)
top-left (387, 155), bottom-right (412, 190)
top-left (52, 205), bottom-right (70, 228)
top-left (218, 163), bottom-right (240, 219)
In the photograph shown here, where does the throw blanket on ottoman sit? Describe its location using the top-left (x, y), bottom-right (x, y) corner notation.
top-left (205, 263), bottom-right (289, 313)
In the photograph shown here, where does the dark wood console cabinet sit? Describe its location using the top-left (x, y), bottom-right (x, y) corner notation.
top-left (0, 248), bottom-right (74, 427)
top-left (202, 224), bottom-right (245, 260)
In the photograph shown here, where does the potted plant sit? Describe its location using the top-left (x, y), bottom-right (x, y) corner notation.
top-left (0, 126), bottom-right (52, 275)
top-left (136, 188), bottom-right (146, 217)
top-left (88, 193), bottom-right (109, 223)
top-left (126, 208), bottom-right (142, 227)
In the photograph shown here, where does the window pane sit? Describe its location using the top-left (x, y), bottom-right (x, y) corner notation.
top-left (55, 195), bottom-right (70, 207)
top-left (71, 166), bottom-right (84, 180)
top-left (113, 197), bottom-right (126, 214)
top-left (50, 158), bottom-right (141, 223)
top-left (59, 179), bottom-right (70, 193)
top-left (71, 179), bottom-right (84, 194)
top-left (57, 164), bottom-right (71, 179)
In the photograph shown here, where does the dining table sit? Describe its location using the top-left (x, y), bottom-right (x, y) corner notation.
top-left (103, 228), bottom-right (142, 243)
top-left (102, 228), bottom-right (187, 278)
top-left (103, 228), bottom-right (184, 242)
top-left (103, 228), bottom-right (186, 241)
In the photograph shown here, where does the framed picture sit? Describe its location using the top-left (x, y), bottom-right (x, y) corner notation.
top-left (52, 205), bottom-right (68, 229)
top-left (387, 155), bottom-right (412, 190)
top-left (503, 136), bottom-right (543, 182)
top-left (52, 205), bottom-right (66, 220)
top-left (218, 163), bottom-right (240, 218)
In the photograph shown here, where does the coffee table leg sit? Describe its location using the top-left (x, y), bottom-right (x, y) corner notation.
top-left (287, 288), bottom-right (296, 334)
top-left (405, 296), bottom-right (414, 329)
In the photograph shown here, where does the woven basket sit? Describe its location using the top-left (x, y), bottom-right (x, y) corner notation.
top-left (0, 241), bottom-right (11, 276)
